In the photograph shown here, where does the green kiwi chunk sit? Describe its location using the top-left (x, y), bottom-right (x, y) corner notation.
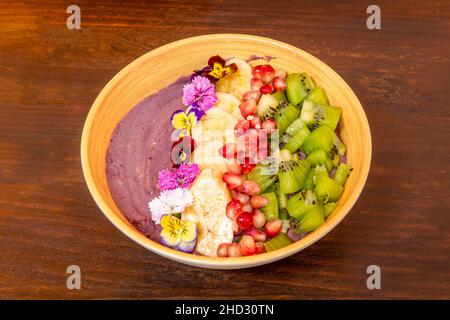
top-left (329, 133), bottom-right (347, 166)
top-left (307, 87), bottom-right (329, 106)
top-left (300, 100), bottom-right (342, 131)
top-left (334, 163), bottom-right (352, 185)
top-left (275, 101), bottom-right (300, 135)
top-left (314, 175), bottom-right (344, 203)
top-left (286, 73), bottom-right (315, 105)
top-left (323, 202), bottom-right (337, 219)
top-left (272, 91), bottom-right (287, 102)
top-left (286, 189), bottom-right (318, 220)
top-left (247, 164), bottom-right (278, 193)
top-left (307, 149), bottom-right (334, 172)
top-left (301, 126), bottom-right (335, 155)
top-left (274, 182), bottom-right (288, 209)
top-left (295, 205), bottom-right (325, 233)
top-left (260, 192), bottom-right (279, 220)
top-left (264, 233), bottom-right (293, 252)
top-left (304, 164), bottom-right (328, 189)
top-left (256, 94), bottom-right (280, 120)
top-left (283, 120), bottom-right (311, 154)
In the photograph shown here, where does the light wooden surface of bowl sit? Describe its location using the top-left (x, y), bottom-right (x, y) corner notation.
top-left (81, 34), bottom-right (371, 269)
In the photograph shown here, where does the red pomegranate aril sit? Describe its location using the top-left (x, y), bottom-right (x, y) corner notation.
top-left (274, 68), bottom-right (287, 80)
top-left (261, 65), bottom-right (275, 83)
top-left (273, 77), bottom-right (287, 92)
top-left (243, 90), bottom-right (261, 102)
top-left (226, 199), bottom-right (242, 220)
top-left (234, 119), bottom-right (250, 135)
top-left (217, 243), bottom-right (230, 257)
top-left (241, 180), bottom-right (261, 195)
top-left (236, 212), bottom-right (253, 229)
top-left (239, 99), bottom-right (257, 118)
top-left (245, 226), bottom-right (267, 242)
top-left (219, 143), bottom-right (236, 159)
top-left (239, 235), bottom-right (256, 256)
top-left (252, 65), bottom-right (264, 80)
top-left (255, 242), bottom-right (265, 254)
top-left (226, 163), bottom-right (242, 175)
top-left (252, 209), bottom-right (266, 228)
top-left (250, 195), bottom-right (269, 208)
top-left (264, 219), bottom-right (283, 238)
top-left (251, 78), bottom-right (264, 91)
top-left (233, 192), bottom-right (249, 204)
top-left (247, 115), bottom-right (262, 129)
top-left (222, 172), bottom-right (244, 189)
top-left (261, 119), bottom-right (277, 131)
top-left (260, 83), bottom-right (274, 94)
top-left (241, 203), bottom-right (253, 213)
top-left (241, 163), bottom-right (256, 175)
top-left (228, 243), bottom-right (243, 257)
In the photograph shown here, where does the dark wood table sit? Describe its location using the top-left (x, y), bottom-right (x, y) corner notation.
top-left (1, 0), bottom-right (449, 299)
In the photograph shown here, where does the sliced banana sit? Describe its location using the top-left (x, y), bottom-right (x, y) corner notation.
top-left (215, 92), bottom-right (242, 118)
top-left (215, 58), bottom-right (252, 100)
top-left (182, 168), bottom-right (233, 257)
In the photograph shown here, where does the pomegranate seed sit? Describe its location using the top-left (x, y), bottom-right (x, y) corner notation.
top-left (241, 203), bottom-right (253, 213)
top-left (243, 90), bottom-right (261, 102)
top-left (241, 163), bottom-right (256, 175)
top-left (252, 209), bottom-right (266, 228)
top-left (217, 243), bottom-right (230, 257)
top-left (251, 78), bottom-right (264, 91)
top-left (250, 195), bottom-right (268, 208)
top-left (233, 192), bottom-right (249, 204)
top-left (219, 143), bottom-right (236, 159)
top-left (239, 235), bottom-right (256, 256)
top-left (260, 83), bottom-right (274, 94)
top-left (274, 68), bottom-right (287, 80)
top-left (226, 163), bottom-right (242, 175)
top-left (255, 242), bottom-right (266, 254)
top-left (245, 226), bottom-right (267, 242)
top-left (222, 172), bottom-right (244, 189)
top-left (236, 212), bottom-right (253, 229)
top-left (226, 199), bottom-right (242, 220)
top-left (241, 180), bottom-right (261, 195)
top-left (228, 243), bottom-right (243, 257)
top-left (273, 77), bottom-right (287, 92)
top-left (234, 119), bottom-right (250, 136)
top-left (260, 65), bottom-right (275, 83)
top-left (264, 219), bottom-right (283, 238)
top-left (247, 115), bottom-right (262, 129)
top-left (261, 119), bottom-right (277, 131)
top-left (239, 99), bottom-right (257, 118)
top-left (252, 65), bottom-right (264, 80)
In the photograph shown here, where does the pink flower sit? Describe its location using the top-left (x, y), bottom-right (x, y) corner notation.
top-left (182, 76), bottom-right (218, 112)
top-left (158, 164), bottom-right (200, 191)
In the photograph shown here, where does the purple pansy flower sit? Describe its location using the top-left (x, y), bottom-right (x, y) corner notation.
top-left (182, 76), bottom-right (218, 112)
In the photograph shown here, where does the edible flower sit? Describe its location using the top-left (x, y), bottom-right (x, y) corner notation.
top-left (158, 163), bottom-right (200, 191)
top-left (191, 55), bottom-right (238, 83)
top-left (148, 188), bottom-right (193, 224)
top-left (170, 107), bottom-right (204, 136)
top-left (160, 214), bottom-right (198, 253)
top-left (182, 76), bottom-right (218, 112)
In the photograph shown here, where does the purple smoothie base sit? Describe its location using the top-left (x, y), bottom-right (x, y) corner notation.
top-left (106, 77), bottom-right (188, 242)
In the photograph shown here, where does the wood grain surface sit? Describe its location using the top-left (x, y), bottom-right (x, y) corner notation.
top-left (0, 0), bottom-right (449, 299)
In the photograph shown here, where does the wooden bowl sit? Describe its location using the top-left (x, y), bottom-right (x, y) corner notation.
top-left (81, 34), bottom-right (371, 269)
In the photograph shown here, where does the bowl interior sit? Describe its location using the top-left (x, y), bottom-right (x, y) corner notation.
top-left (81, 34), bottom-right (371, 269)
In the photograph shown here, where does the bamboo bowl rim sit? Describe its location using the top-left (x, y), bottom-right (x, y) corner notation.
top-left (81, 34), bottom-right (372, 269)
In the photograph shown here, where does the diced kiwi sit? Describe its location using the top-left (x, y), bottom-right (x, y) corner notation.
top-left (260, 192), bottom-right (279, 220)
top-left (257, 94), bottom-right (280, 120)
top-left (303, 164), bottom-right (328, 189)
top-left (307, 87), bottom-right (329, 106)
top-left (286, 189), bottom-right (318, 220)
top-left (278, 159), bottom-right (310, 194)
top-left (279, 208), bottom-right (289, 220)
top-left (281, 119), bottom-right (305, 143)
top-left (329, 133), bottom-right (347, 166)
top-left (264, 233), bottom-right (293, 252)
top-left (301, 126), bottom-right (335, 155)
top-left (334, 163), bottom-right (352, 185)
top-left (247, 164), bottom-right (278, 193)
top-left (286, 73), bottom-right (315, 105)
top-left (300, 100), bottom-right (342, 131)
top-left (314, 175), bottom-right (344, 203)
top-left (275, 101), bottom-right (300, 135)
top-left (307, 148), bottom-right (333, 172)
top-left (283, 121), bottom-right (311, 154)
top-left (274, 182), bottom-right (288, 209)
top-left (272, 91), bottom-right (287, 102)
top-left (296, 205), bottom-right (325, 233)
top-left (323, 202), bottom-right (337, 219)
